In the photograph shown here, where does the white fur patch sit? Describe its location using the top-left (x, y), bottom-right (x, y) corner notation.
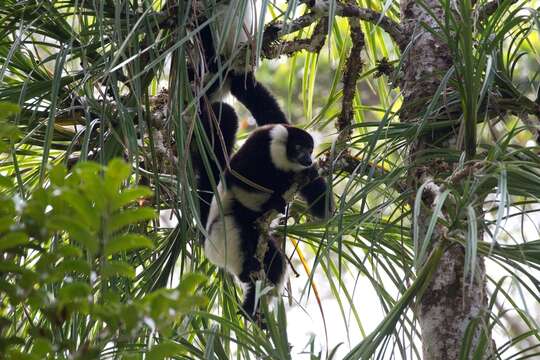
top-left (269, 125), bottom-right (307, 172)
top-left (312, 0), bottom-right (330, 14)
top-left (204, 214), bottom-right (243, 276)
top-left (231, 185), bottom-right (270, 212)
top-left (206, 183), bottom-right (231, 230)
top-left (205, 183), bottom-right (243, 276)
top-left (216, 0), bottom-right (255, 63)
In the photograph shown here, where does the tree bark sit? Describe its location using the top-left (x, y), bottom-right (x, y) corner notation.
top-left (400, 1), bottom-right (490, 359)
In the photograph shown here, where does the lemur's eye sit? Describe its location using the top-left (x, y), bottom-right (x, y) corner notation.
top-left (295, 144), bottom-right (301, 151)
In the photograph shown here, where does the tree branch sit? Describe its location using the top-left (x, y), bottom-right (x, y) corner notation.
top-left (318, 152), bottom-right (407, 193)
top-left (263, 18), bottom-right (328, 59)
top-left (262, 3), bottom-right (407, 56)
top-left (477, 0), bottom-right (517, 22)
top-left (337, 11), bottom-right (365, 141)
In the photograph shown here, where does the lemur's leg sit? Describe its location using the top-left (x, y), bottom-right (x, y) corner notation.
top-left (236, 225), bottom-right (287, 318)
top-left (197, 102), bottom-right (239, 227)
top-left (235, 215), bottom-right (263, 317)
top-left (229, 72), bottom-right (288, 125)
top-left (264, 236), bottom-right (287, 288)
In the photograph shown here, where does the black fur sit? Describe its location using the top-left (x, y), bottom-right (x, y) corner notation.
top-left (229, 72), bottom-right (288, 125)
top-left (193, 14), bottom-right (289, 227)
top-left (205, 125), bottom-right (333, 319)
top-left (197, 102), bottom-right (238, 226)
top-left (240, 236), bottom-right (286, 317)
top-left (300, 177), bottom-right (333, 219)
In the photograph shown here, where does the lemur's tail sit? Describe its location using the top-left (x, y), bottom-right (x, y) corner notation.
top-left (197, 102), bottom-right (238, 233)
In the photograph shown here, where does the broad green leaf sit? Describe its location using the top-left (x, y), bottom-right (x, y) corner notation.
top-left (56, 244), bottom-right (83, 258)
top-left (49, 216), bottom-right (98, 254)
top-left (30, 338), bottom-right (53, 357)
top-left (49, 164), bottom-right (67, 186)
top-left (102, 260), bottom-right (136, 279)
top-left (177, 273), bottom-right (207, 294)
top-left (105, 158), bottom-right (131, 192)
top-left (108, 208), bottom-right (156, 233)
top-left (58, 190), bottom-right (99, 230)
top-left (0, 260), bottom-right (28, 274)
top-left (0, 217), bottom-right (15, 233)
top-left (0, 174), bottom-right (12, 188)
top-left (0, 232), bottom-right (29, 251)
top-left (110, 186), bottom-right (153, 210)
top-left (104, 233), bottom-right (154, 256)
top-left (0, 102), bottom-right (19, 118)
top-left (58, 282), bottom-right (91, 301)
top-left (147, 341), bottom-right (186, 360)
top-left (55, 259), bottom-right (92, 276)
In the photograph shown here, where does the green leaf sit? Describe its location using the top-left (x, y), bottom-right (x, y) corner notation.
top-left (30, 338), bottom-right (53, 357)
top-left (0, 232), bottom-right (29, 251)
top-left (105, 158), bottom-right (131, 192)
top-left (147, 341), bottom-right (186, 360)
top-left (5, 349), bottom-right (33, 360)
top-left (0, 174), bottom-right (12, 188)
top-left (102, 260), bottom-right (135, 279)
top-left (58, 282), bottom-right (91, 301)
top-left (56, 244), bottom-right (83, 258)
top-left (111, 186), bottom-right (153, 210)
top-left (104, 234), bottom-right (154, 256)
top-left (177, 273), bottom-right (207, 294)
top-left (0, 102), bottom-right (20, 118)
top-left (58, 189), bottom-right (99, 230)
top-left (0, 216), bottom-right (15, 233)
top-left (108, 207), bottom-right (156, 233)
top-left (55, 259), bottom-right (92, 276)
top-left (0, 260), bottom-right (28, 274)
top-left (49, 164), bottom-right (67, 186)
top-left (49, 216), bottom-right (98, 254)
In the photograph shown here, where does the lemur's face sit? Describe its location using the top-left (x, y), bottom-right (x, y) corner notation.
top-left (290, 143), bottom-right (313, 166)
top-left (286, 128), bottom-right (314, 167)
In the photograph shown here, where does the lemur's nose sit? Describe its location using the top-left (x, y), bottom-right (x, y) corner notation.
top-left (298, 153), bottom-right (312, 166)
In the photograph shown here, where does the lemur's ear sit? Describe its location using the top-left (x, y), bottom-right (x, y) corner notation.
top-left (299, 177), bottom-right (334, 219)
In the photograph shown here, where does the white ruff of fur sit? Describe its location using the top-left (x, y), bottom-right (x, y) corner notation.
top-left (269, 125), bottom-right (307, 172)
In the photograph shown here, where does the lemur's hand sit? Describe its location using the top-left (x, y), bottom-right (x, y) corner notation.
top-left (305, 0), bottom-right (330, 14)
top-left (301, 165), bottom-right (320, 181)
top-left (265, 195), bottom-right (287, 213)
top-left (262, 22), bottom-right (282, 57)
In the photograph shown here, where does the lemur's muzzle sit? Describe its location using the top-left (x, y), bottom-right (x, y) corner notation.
top-left (298, 153), bottom-right (312, 166)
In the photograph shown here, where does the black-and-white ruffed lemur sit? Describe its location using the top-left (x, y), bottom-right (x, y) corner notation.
top-left (193, 0), bottom-right (288, 227)
top-left (205, 124), bottom-right (334, 319)
top-left (192, 1), bottom-right (334, 320)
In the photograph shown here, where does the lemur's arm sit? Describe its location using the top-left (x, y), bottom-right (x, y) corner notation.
top-left (197, 17), bottom-right (287, 125)
top-left (230, 72), bottom-right (288, 125)
top-left (299, 175), bottom-right (334, 219)
top-left (263, 194), bottom-right (287, 214)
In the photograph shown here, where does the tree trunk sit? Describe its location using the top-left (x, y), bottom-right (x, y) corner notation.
top-left (399, 1), bottom-right (490, 358)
